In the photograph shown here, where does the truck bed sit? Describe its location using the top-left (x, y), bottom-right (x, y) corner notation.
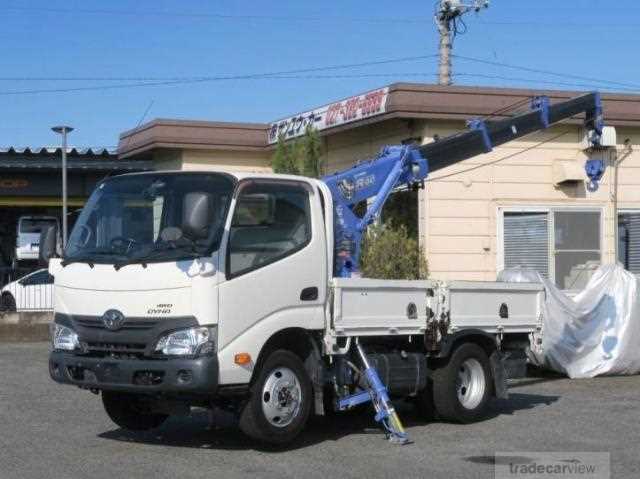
top-left (328, 278), bottom-right (544, 340)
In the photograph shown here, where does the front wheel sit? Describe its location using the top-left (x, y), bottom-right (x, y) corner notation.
top-left (239, 350), bottom-right (312, 445)
top-left (102, 392), bottom-right (168, 431)
top-left (432, 343), bottom-right (493, 423)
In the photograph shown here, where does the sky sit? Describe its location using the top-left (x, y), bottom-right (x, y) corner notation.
top-left (1, 0), bottom-right (639, 149)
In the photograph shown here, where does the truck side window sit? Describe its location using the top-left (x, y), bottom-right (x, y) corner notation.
top-left (228, 182), bottom-right (311, 278)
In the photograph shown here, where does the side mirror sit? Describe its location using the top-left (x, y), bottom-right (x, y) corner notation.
top-left (38, 225), bottom-right (58, 267)
top-left (182, 192), bottom-right (212, 240)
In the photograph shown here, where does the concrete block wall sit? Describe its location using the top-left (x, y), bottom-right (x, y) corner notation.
top-left (0, 311), bottom-right (52, 342)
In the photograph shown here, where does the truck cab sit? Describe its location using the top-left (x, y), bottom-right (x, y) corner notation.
top-left (49, 171), bottom-right (333, 439)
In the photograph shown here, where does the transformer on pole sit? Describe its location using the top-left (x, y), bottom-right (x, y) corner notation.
top-left (435, 0), bottom-right (489, 85)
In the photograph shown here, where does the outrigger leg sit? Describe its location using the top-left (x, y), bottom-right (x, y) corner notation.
top-left (336, 341), bottom-right (411, 445)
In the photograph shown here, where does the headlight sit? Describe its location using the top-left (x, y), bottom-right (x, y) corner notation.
top-left (154, 326), bottom-right (216, 357)
top-left (53, 324), bottom-right (79, 351)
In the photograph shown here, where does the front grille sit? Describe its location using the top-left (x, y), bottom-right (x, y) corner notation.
top-left (76, 317), bottom-right (160, 330)
top-left (85, 342), bottom-right (147, 353)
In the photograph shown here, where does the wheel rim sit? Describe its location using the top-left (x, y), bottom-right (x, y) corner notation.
top-left (456, 358), bottom-right (486, 410)
top-left (261, 367), bottom-right (302, 428)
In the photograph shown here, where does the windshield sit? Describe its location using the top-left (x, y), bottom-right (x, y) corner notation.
top-left (20, 218), bottom-right (58, 234)
top-left (64, 173), bottom-right (235, 264)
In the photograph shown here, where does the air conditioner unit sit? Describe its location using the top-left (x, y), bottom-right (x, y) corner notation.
top-left (553, 160), bottom-right (584, 186)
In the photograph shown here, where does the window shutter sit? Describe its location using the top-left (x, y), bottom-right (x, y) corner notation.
top-left (504, 212), bottom-right (549, 277)
top-left (620, 213), bottom-right (640, 274)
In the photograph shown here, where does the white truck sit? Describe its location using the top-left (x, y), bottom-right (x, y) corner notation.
top-left (45, 92), bottom-right (605, 445)
top-left (14, 215), bottom-right (59, 266)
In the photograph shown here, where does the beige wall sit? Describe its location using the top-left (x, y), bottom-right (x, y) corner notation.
top-left (150, 118), bottom-right (640, 283)
top-left (182, 149), bottom-right (271, 173)
top-left (324, 119), bottom-right (420, 172)
top-left (153, 148), bottom-right (271, 173)
top-left (422, 125), bottom-right (640, 281)
top-left (322, 119), bottom-right (640, 283)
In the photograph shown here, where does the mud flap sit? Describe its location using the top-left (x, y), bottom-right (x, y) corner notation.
top-left (305, 351), bottom-right (325, 415)
top-left (490, 350), bottom-right (509, 399)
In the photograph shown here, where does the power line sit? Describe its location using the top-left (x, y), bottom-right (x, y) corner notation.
top-left (2, 70), bottom-right (637, 97)
top-left (4, 6), bottom-right (430, 24)
top-left (8, 6), bottom-right (639, 29)
top-left (0, 52), bottom-right (637, 98)
top-left (480, 20), bottom-right (640, 28)
top-left (0, 54), bottom-right (437, 83)
top-left (453, 54), bottom-right (640, 91)
top-left (454, 73), bottom-right (640, 94)
top-left (0, 72), bottom-right (443, 97)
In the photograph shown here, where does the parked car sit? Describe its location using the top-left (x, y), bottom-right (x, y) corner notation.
top-left (14, 216), bottom-right (59, 266)
top-left (0, 269), bottom-right (54, 312)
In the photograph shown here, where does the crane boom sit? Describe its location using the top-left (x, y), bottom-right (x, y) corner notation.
top-left (322, 92), bottom-right (605, 278)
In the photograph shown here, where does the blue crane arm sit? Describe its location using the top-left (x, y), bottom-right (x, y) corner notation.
top-left (322, 92), bottom-right (604, 278)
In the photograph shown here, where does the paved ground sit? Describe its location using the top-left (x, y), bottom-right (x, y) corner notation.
top-left (1, 343), bottom-right (639, 479)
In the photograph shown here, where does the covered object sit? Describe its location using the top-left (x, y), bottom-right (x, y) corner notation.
top-left (499, 264), bottom-right (640, 378)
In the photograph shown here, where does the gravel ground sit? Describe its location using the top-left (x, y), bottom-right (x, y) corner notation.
top-left (1, 342), bottom-right (638, 479)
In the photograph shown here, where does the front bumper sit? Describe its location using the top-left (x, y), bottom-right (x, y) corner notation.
top-left (49, 351), bottom-right (218, 395)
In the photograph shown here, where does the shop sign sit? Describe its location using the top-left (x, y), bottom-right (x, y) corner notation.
top-left (268, 87), bottom-right (389, 144)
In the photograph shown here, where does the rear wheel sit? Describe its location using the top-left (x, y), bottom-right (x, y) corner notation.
top-left (416, 376), bottom-right (436, 420)
top-left (102, 392), bottom-right (168, 431)
top-left (432, 343), bottom-right (493, 423)
top-left (0, 293), bottom-right (16, 312)
top-left (239, 350), bottom-right (312, 445)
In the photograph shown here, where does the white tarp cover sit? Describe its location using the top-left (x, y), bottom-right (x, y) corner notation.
top-left (498, 264), bottom-right (640, 378)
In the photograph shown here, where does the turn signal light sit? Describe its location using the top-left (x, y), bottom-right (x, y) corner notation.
top-left (234, 353), bottom-right (252, 365)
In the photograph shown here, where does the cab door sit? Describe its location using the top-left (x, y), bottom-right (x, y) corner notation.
top-left (216, 179), bottom-right (326, 383)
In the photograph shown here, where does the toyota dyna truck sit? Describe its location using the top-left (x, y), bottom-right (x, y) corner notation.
top-left (46, 92), bottom-right (605, 445)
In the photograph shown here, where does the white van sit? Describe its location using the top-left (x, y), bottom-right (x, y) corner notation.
top-left (15, 216), bottom-right (59, 264)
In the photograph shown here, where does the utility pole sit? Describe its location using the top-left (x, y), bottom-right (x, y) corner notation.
top-left (435, 0), bottom-right (489, 85)
top-left (51, 125), bottom-right (74, 248)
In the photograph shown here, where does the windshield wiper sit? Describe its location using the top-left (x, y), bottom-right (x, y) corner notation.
top-left (61, 257), bottom-right (95, 268)
top-left (112, 244), bottom-right (201, 270)
top-left (61, 250), bottom-right (125, 268)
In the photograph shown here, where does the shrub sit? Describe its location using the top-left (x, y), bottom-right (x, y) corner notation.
top-left (271, 129), bottom-right (425, 280)
top-left (360, 223), bottom-right (428, 280)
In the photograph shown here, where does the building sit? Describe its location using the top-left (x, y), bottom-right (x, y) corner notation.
top-left (0, 147), bottom-right (150, 272)
top-left (118, 83), bottom-right (640, 290)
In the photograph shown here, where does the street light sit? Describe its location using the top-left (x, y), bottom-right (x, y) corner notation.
top-left (51, 125), bottom-right (74, 248)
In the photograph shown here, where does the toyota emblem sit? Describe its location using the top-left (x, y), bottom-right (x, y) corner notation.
top-left (102, 309), bottom-right (125, 331)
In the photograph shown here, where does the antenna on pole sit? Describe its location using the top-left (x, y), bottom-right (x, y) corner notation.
top-left (435, 0), bottom-right (489, 85)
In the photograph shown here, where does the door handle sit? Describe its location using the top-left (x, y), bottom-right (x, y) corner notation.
top-left (300, 287), bottom-right (318, 301)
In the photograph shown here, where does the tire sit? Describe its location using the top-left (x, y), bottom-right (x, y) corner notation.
top-left (432, 343), bottom-right (493, 423)
top-left (0, 293), bottom-right (16, 313)
top-left (102, 392), bottom-right (168, 431)
top-left (416, 376), bottom-right (437, 421)
top-left (239, 349), bottom-right (312, 445)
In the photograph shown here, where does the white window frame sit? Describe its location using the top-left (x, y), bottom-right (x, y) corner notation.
top-left (497, 205), bottom-right (605, 291)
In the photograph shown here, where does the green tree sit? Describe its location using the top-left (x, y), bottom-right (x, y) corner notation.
top-left (270, 127), bottom-right (323, 178)
top-left (301, 126), bottom-right (322, 178)
top-left (360, 223), bottom-right (427, 280)
top-left (271, 134), bottom-right (298, 174)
